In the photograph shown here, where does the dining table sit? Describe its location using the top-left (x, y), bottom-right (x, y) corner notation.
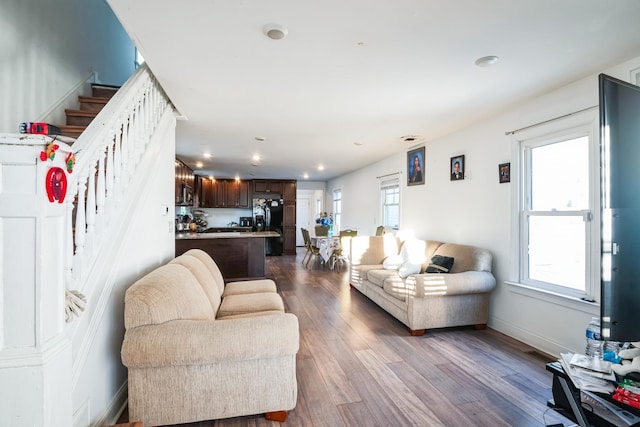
top-left (310, 235), bottom-right (341, 269)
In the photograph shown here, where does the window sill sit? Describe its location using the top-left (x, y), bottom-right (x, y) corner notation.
top-left (504, 280), bottom-right (599, 315)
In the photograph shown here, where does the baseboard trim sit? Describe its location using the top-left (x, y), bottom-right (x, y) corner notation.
top-left (489, 316), bottom-right (571, 358)
top-left (91, 380), bottom-right (127, 427)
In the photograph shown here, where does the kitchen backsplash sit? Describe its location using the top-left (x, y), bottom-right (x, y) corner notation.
top-left (175, 206), bottom-right (252, 227)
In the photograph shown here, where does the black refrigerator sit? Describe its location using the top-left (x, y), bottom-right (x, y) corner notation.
top-left (253, 198), bottom-right (283, 256)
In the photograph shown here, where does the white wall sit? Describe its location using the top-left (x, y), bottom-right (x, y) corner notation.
top-left (328, 55), bottom-right (640, 357)
top-left (0, 0), bottom-right (135, 133)
top-left (68, 110), bottom-right (176, 426)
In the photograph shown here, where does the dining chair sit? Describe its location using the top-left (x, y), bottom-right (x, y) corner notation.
top-left (300, 228), bottom-right (311, 265)
top-left (332, 229), bottom-right (358, 272)
top-left (375, 226), bottom-right (386, 236)
top-left (302, 228), bottom-right (321, 268)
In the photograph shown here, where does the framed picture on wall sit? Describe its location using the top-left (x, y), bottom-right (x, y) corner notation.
top-left (407, 147), bottom-right (425, 186)
top-left (450, 155), bottom-right (464, 180)
top-left (499, 162), bottom-right (511, 183)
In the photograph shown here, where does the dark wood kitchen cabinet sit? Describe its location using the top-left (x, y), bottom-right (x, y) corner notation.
top-left (194, 175), bottom-right (214, 208)
top-left (213, 179), bottom-right (250, 208)
top-left (282, 180), bottom-right (297, 255)
top-left (253, 180), bottom-right (283, 195)
top-left (175, 158), bottom-right (194, 205)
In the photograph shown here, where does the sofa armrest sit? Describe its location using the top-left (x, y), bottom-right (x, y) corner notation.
top-left (121, 313), bottom-right (299, 368)
top-left (407, 271), bottom-right (496, 298)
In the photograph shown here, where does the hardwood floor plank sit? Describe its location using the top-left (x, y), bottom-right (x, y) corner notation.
top-left (300, 328), bottom-right (362, 405)
top-left (386, 360), bottom-right (479, 426)
top-left (296, 358), bottom-right (347, 427)
top-left (336, 401), bottom-right (381, 427)
top-left (355, 348), bottom-right (446, 426)
top-left (437, 362), bottom-right (545, 427)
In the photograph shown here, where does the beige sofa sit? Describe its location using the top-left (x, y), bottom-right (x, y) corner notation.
top-left (121, 249), bottom-right (299, 426)
top-left (349, 235), bottom-right (496, 335)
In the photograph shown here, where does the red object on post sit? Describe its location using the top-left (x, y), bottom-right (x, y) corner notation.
top-left (45, 167), bottom-right (67, 203)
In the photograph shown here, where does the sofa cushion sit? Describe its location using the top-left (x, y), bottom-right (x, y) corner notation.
top-left (425, 255), bottom-right (455, 273)
top-left (382, 276), bottom-right (409, 302)
top-left (217, 310), bottom-right (284, 320)
top-left (182, 249), bottom-right (226, 295)
top-left (218, 292), bottom-right (284, 317)
top-left (124, 264), bottom-right (216, 329)
top-left (170, 254), bottom-right (222, 312)
top-left (420, 240), bottom-right (445, 272)
top-left (223, 279), bottom-right (277, 296)
top-left (367, 269), bottom-right (402, 288)
top-left (432, 243), bottom-right (492, 273)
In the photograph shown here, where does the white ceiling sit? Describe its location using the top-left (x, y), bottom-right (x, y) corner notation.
top-left (108, 0), bottom-right (640, 181)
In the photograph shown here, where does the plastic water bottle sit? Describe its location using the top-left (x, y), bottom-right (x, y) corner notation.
top-left (585, 316), bottom-right (603, 359)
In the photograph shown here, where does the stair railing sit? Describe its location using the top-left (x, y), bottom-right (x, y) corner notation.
top-left (65, 64), bottom-right (171, 298)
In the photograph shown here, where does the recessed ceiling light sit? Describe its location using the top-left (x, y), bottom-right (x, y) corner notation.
top-left (354, 141), bottom-right (363, 146)
top-left (252, 154), bottom-right (261, 162)
top-left (203, 153), bottom-right (212, 159)
top-left (317, 165), bottom-right (325, 171)
top-left (195, 161), bottom-right (203, 168)
top-left (303, 173), bottom-right (309, 179)
top-left (263, 24), bottom-right (288, 40)
top-left (209, 175), bottom-right (214, 180)
top-left (475, 55), bottom-right (499, 67)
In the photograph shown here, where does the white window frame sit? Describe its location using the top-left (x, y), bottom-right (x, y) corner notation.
top-left (332, 188), bottom-right (342, 232)
top-left (380, 175), bottom-right (400, 229)
top-left (509, 109), bottom-right (600, 301)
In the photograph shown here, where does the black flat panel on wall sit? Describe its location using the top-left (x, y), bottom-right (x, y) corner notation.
top-left (599, 73), bottom-right (640, 342)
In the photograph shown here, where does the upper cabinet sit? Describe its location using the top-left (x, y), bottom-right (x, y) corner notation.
top-left (194, 175), bottom-right (214, 208)
top-left (282, 180), bottom-right (296, 202)
top-left (175, 159), bottom-right (194, 205)
top-left (253, 180), bottom-right (283, 195)
top-left (212, 179), bottom-right (250, 208)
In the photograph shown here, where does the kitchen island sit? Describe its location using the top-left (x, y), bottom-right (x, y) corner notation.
top-left (175, 231), bottom-right (279, 281)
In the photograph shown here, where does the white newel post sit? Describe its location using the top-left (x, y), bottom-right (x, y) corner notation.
top-left (0, 135), bottom-right (73, 427)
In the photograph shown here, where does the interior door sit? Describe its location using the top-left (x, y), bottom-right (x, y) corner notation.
top-left (296, 196), bottom-right (310, 247)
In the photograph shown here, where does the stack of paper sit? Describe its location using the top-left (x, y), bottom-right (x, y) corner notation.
top-left (560, 352), bottom-right (616, 393)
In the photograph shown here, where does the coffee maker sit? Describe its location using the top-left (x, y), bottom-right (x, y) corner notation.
top-left (239, 216), bottom-right (253, 227)
top-left (254, 215), bottom-right (265, 231)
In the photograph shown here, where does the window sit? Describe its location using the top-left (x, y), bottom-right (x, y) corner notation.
top-left (380, 177), bottom-right (400, 229)
top-left (513, 112), bottom-right (599, 300)
top-left (332, 189), bottom-right (342, 231)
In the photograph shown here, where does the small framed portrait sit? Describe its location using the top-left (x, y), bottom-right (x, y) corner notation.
top-left (407, 146), bottom-right (425, 186)
top-left (499, 162), bottom-right (511, 183)
top-left (450, 155), bottom-right (465, 181)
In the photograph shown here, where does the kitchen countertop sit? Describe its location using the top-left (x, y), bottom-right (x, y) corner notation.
top-left (175, 231), bottom-right (280, 240)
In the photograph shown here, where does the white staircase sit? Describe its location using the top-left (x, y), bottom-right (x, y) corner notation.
top-left (0, 64), bottom-right (177, 426)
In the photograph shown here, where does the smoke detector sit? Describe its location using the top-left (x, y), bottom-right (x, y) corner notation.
top-left (264, 24), bottom-right (288, 40)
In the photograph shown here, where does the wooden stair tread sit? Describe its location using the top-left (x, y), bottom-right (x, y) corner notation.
top-left (59, 125), bottom-right (86, 131)
top-left (65, 109), bottom-right (99, 117)
top-left (91, 83), bottom-right (120, 98)
top-left (78, 96), bottom-right (110, 104)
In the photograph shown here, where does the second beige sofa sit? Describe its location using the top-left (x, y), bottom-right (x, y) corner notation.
top-left (349, 235), bottom-right (496, 335)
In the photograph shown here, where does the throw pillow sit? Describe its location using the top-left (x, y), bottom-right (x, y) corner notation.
top-left (399, 261), bottom-right (422, 278)
top-left (397, 238), bottom-right (427, 278)
top-left (425, 255), bottom-right (454, 273)
top-left (383, 254), bottom-right (404, 270)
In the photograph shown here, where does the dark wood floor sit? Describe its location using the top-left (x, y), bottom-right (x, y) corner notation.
top-left (121, 248), bottom-right (571, 427)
